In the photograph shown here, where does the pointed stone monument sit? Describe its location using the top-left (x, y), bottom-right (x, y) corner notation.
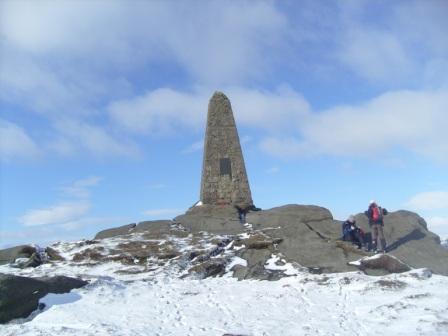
top-left (200, 91), bottom-right (253, 207)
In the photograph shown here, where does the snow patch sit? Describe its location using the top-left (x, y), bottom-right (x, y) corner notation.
top-left (226, 256), bottom-right (248, 272)
top-left (265, 254), bottom-right (300, 276)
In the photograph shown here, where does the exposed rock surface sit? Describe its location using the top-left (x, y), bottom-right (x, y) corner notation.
top-left (16, 252), bottom-right (43, 269)
top-left (45, 246), bottom-right (65, 261)
top-left (87, 203), bottom-right (448, 276)
top-left (94, 223), bottom-right (136, 239)
top-left (187, 258), bottom-right (227, 278)
top-left (247, 205), bottom-right (359, 273)
top-left (234, 248), bottom-right (283, 281)
top-left (0, 274), bottom-right (87, 323)
top-left (351, 254), bottom-right (412, 276)
top-left (353, 210), bottom-right (448, 275)
top-left (0, 245), bottom-right (36, 265)
top-left (134, 220), bottom-right (172, 234)
top-left (174, 204), bottom-right (245, 235)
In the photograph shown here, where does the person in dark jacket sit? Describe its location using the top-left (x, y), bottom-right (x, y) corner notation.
top-left (342, 215), bottom-right (365, 249)
top-left (365, 200), bottom-right (388, 253)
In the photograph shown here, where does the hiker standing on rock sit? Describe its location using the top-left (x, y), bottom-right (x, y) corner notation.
top-left (231, 186), bottom-right (260, 224)
top-left (231, 188), bottom-right (251, 224)
top-left (342, 215), bottom-right (366, 250)
top-left (365, 200), bottom-right (388, 253)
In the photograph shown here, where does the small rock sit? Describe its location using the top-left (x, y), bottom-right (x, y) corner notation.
top-left (20, 252), bottom-right (43, 268)
top-left (188, 259), bottom-right (226, 278)
top-left (354, 254), bottom-right (411, 274)
top-left (45, 247), bottom-right (65, 261)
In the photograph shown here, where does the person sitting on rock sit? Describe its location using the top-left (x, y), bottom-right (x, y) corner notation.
top-left (342, 215), bottom-right (365, 249)
top-left (365, 200), bottom-right (388, 253)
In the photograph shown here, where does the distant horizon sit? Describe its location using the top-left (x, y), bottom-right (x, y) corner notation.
top-left (1, 0), bottom-right (447, 248)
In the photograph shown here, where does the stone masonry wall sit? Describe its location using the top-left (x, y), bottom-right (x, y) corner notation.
top-left (200, 92), bottom-right (253, 207)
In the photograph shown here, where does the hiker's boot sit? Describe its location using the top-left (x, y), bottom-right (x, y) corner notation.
top-left (381, 239), bottom-right (386, 252)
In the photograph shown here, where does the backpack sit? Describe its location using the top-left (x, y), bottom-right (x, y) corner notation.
top-left (372, 206), bottom-right (383, 222)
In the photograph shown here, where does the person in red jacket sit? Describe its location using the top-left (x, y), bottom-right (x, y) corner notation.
top-left (365, 200), bottom-right (388, 253)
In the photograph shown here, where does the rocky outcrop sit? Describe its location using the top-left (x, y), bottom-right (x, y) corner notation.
top-left (0, 274), bottom-right (87, 323)
top-left (247, 205), bottom-right (448, 276)
top-left (134, 220), bottom-right (172, 234)
top-left (45, 246), bottom-right (65, 261)
top-left (0, 245), bottom-right (36, 265)
top-left (247, 205), bottom-right (359, 273)
top-left (94, 220), bottom-right (188, 240)
top-left (89, 204), bottom-right (448, 277)
top-left (15, 252), bottom-right (43, 269)
top-left (233, 249), bottom-right (284, 281)
top-left (353, 210), bottom-right (448, 275)
top-left (188, 259), bottom-right (227, 278)
top-left (174, 204), bottom-right (245, 235)
top-left (94, 223), bottom-right (136, 239)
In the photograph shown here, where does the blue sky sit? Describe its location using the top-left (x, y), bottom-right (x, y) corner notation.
top-left (1, 0), bottom-right (447, 248)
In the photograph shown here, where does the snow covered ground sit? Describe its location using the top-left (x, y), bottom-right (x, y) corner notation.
top-left (1, 233), bottom-right (448, 335)
top-left (2, 267), bottom-right (448, 335)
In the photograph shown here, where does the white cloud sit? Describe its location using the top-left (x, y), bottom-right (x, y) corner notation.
top-left (0, 1), bottom-right (287, 87)
top-left (58, 216), bottom-right (124, 232)
top-left (142, 208), bottom-right (183, 219)
top-left (109, 86), bottom-right (310, 135)
top-left (109, 86), bottom-right (448, 165)
top-left (0, 1), bottom-right (288, 161)
top-left (182, 141), bottom-right (204, 154)
top-left (240, 135), bottom-right (252, 144)
top-left (426, 216), bottom-right (448, 240)
top-left (147, 183), bottom-right (167, 190)
top-left (335, 1), bottom-right (448, 86)
top-left (266, 167), bottom-right (280, 174)
top-left (229, 86), bottom-right (310, 132)
top-left (17, 176), bottom-right (102, 227)
top-left (53, 120), bottom-right (140, 158)
top-left (260, 137), bottom-right (311, 158)
top-left (339, 28), bottom-right (413, 83)
top-left (427, 216), bottom-right (448, 228)
top-left (60, 176), bottom-right (102, 199)
top-left (1, 216), bottom-right (128, 248)
top-left (1, 0), bottom-right (447, 166)
top-left (0, 119), bottom-right (41, 161)
top-left (109, 88), bottom-right (206, 135)
top-left (19, 201), bottom-right (90, 227)
top-left (261, 89), bottom-right (448, 163)
top-left (406, 192), bottom-right (448, 211)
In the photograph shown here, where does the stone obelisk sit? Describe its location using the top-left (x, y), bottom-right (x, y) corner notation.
top-left (200, 92), bottom-right (253, 207)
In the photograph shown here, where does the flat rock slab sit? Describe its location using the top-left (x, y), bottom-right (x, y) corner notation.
top-left (174, 205), bottom-right (246, 235)
top-left (94, 223), bottom-right (136, 239)
top-left (0, 274), bottom-right (87, 324)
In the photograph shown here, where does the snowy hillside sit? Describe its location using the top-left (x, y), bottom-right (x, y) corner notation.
top-left (1, 229), bottom-right (448, 336)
